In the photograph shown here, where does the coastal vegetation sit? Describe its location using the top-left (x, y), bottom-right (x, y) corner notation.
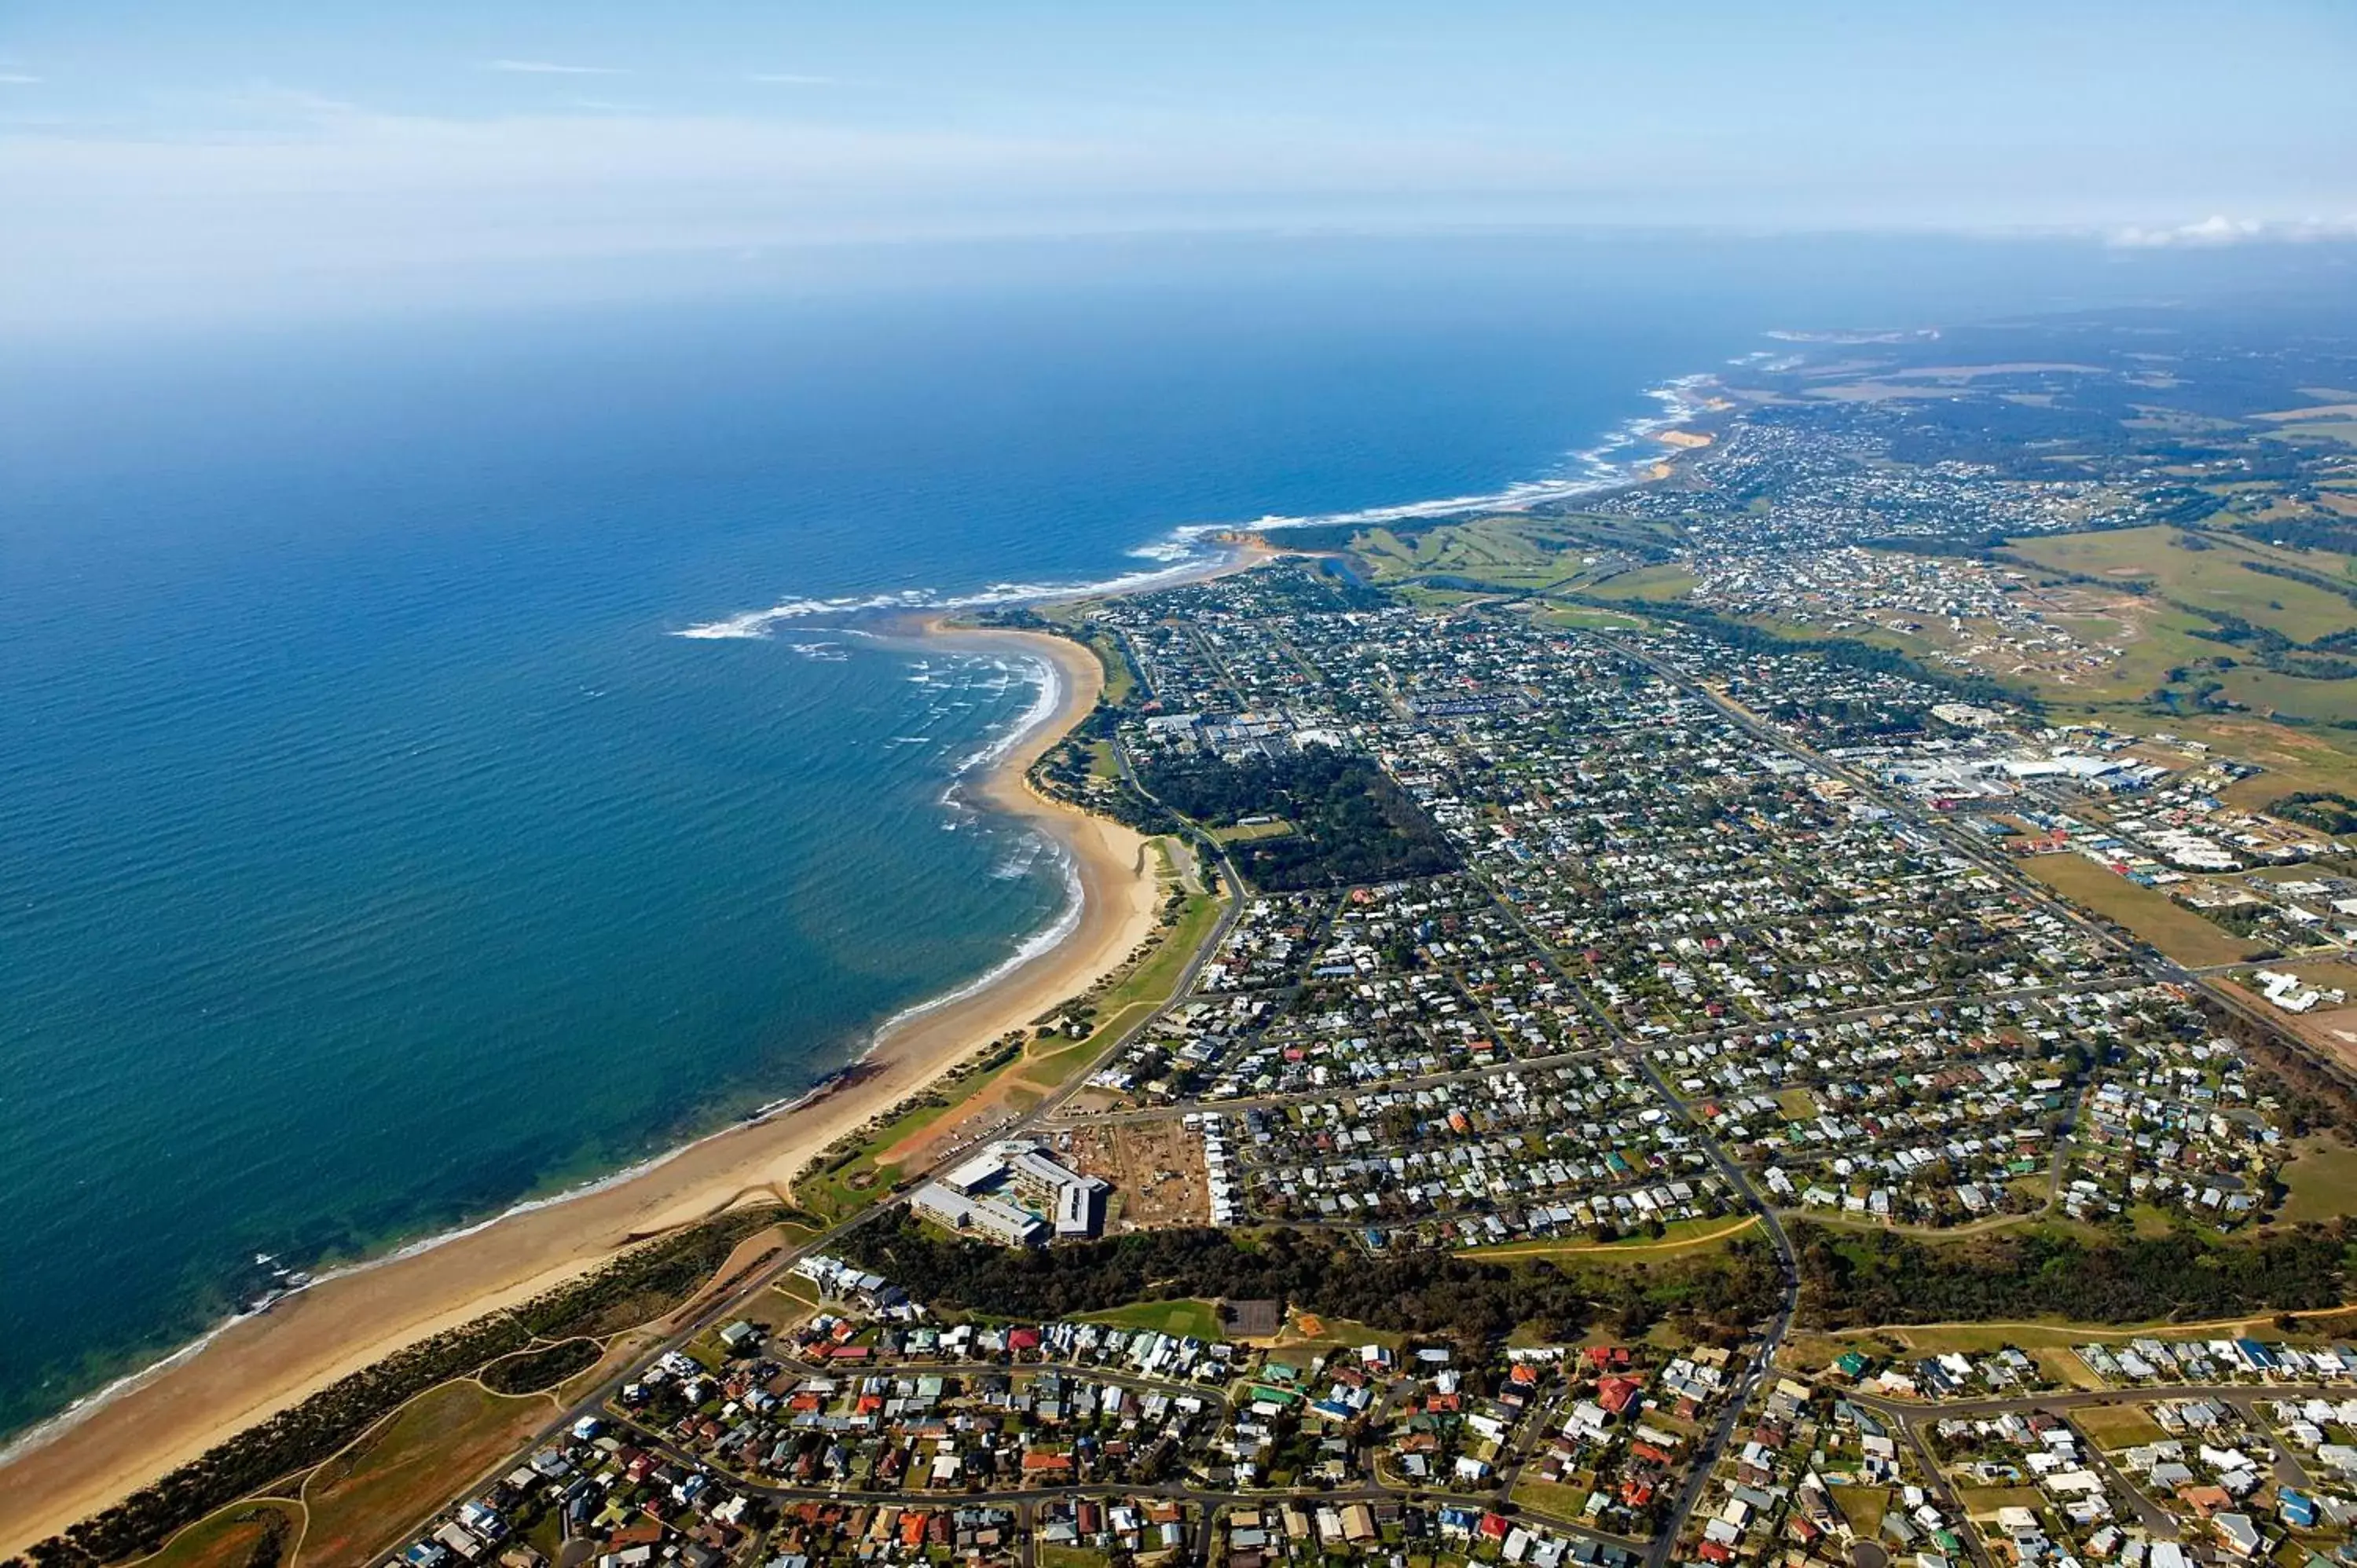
top-left (1136, 749), bottom-right (1456, 891)
top-left (1792, 1217), bottom-right (2355, 1329)
top-left (131, 1504), bottom-right (295, 1568)
top-left (15, 1203), bottom-right (803, 1568)
top-left (475, 1338), bottom-right (600, 1396)
top-left (840, 1221), bottom-right (1785, 1350)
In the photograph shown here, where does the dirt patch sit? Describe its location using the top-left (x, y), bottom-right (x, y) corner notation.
top-left (1058, 1119), bottom-right (1209, 1230)
top-left (2227, 962), bottom-right (2357, 1074)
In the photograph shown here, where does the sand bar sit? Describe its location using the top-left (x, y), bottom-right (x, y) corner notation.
top-left (0, 621), bottom-right (1160, 1556)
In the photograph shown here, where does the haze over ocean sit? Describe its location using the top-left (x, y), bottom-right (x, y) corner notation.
top-left (0, 235), bottom-right (2313, 1437)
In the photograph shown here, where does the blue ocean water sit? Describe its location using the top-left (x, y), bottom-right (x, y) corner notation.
top-left (0, 234), bottom-right (2311, 1438)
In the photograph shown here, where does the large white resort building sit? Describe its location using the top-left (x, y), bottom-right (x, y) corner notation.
top-left (910, 1139), bottom-right (1110, 1247)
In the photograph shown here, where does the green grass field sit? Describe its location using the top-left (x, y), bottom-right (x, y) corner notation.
top-left (1039, 1547), bottom-right (1113, 1568)
top-left (1954, 1486), bottom-right (2049, 1519)
top-left (1528, 602), bottom-right (1648, 632)
top-left (2020, 852), bottom-right (2264, 968)
top-left (1351, 516), bottom-right (1587, 588)
top-left (2217, 664), bottom-right (2357, 723)
top-left (1510, 1475), bottom-right (1601, 1527)
top-left (1457, 1214), bottom-right (1760, 1262)
top-left (1208, 819), bottom-right (1295, 842)
top-left (1074, 1297), bottom-right (1226, 1341)
top-left (1831, 1486), bottom-right (1891, 1537)
top-left (1585, 563), bottom-right (1700, 602)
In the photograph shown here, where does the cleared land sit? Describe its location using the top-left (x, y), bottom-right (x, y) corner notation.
top-left (1953, 1485), bottom-right (2050, 1518)
top-left (2069, 1402), bottom-right (2171, 1449)
top-left (2021, 852), bottom-right (2264, 968)
top-left (2223, 958), bottom-right (2357, 1073)
top-left (1510, 1475), bottom-right (1604, 1527)
top-left (1831, 1486), bottom-right (1890, 1537)
top-left (1062, 1118), bottom-right (1210, 1229)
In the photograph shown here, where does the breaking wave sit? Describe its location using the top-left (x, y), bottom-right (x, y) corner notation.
top-left (669, 372), bottom-right (1714, 639)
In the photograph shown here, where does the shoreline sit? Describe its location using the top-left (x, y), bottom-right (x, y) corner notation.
top-left (0, 619), bottom-right (1162, 1557)
top-left (0, 364), bottom-right (1698, 1551)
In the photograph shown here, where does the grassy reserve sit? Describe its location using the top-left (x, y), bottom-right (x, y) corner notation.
top-left (298, 1382), bottom-right (552, 1568)
top-left (1457, 1215), bottom-right (1761, 1264)
top-left (2277, 1135), bottom-right (2357, 1225)
top-left (2019, 851), bottom-right (2266, 968)
top-left (1072, 1297), bottom-right (1226, 1342)
top-left (1019, 884), bottom-right (1223, 1095)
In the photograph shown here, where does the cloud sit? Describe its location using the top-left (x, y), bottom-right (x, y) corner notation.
top-left (481, 60), bottom-right (624, 76)
top-left (2107, 213), bottom-right (2357, 248)
top-left (0, 72), bottom-right (42, 86)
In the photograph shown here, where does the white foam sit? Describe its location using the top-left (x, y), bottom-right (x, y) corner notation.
top-left (951, 651), bottom-right (1061, 779)
top-left (872, 838), bottom-right (1084, 1040)
top-left (1124, 539), bottom-right (1196, 562)
top-left (671, 372), bottom-right (1714, 638)
top-left (1215, 372), bottom-right (1716, 536)
top-left (669, 553), bottom-right (1237, 641)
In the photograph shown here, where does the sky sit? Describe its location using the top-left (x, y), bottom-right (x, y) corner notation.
top-left (4, 0), bottom-right (2355, 327)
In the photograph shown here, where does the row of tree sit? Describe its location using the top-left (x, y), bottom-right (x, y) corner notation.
top-left (1792, 1218), bottom-right (2352, 1329)
top-left (841, 1220), bottom-right (1783, 1349)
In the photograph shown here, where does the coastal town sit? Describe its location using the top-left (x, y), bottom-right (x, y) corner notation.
top-left (24, 314), bottom-right (2357, 1568)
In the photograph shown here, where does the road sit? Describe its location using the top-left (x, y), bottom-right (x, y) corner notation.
top-left (394, 618), bottom-right (2341, 1566)
top-left (1428, 707), bottom-right (1802, 1568)
top-left (371, 837), bottom-right (1250, 1565)
top-left (1847, 1379), bottom-right (2354, 1548)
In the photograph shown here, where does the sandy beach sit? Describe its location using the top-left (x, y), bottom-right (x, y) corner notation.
top-left (0, 621), bottom-right (1160, 1556)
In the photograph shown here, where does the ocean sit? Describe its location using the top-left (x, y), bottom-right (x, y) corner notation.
top-left (0, 233), bottom-right (2303, 1439)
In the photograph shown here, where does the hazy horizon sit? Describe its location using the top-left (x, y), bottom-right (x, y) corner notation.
top-left (4, 0), bottom-right (2355, 328)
